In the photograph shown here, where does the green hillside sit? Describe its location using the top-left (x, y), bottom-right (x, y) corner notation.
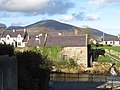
top-left (98, 46), bottom-right (120, 66)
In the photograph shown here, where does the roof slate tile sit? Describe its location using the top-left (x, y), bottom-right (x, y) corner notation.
top-left (45, 35), bottom-right (86, 47)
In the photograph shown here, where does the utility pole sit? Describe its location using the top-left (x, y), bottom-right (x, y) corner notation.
top-left (118, 34), bottom-right (120, 45)
top-left (102, 32), bottom-right (104, 41)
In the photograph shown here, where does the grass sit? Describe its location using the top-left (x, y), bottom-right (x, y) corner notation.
top-left (98, 46), bottom-right (120, 52)
top-left (98, 55), bottom-right (112, 62)
top-left (96, 46), bottom-right (120, 65)
top-left (97, 46), bottom-right (120, 67)
top-left (107, 53), bottom-right (120, 60)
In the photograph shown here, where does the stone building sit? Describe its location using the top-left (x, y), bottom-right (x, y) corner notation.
top-left (44, 35), bottom-right (89, 67)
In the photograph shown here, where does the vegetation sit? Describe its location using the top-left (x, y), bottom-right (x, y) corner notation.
top-left (0, 44), bottom-right (52, 90)
top-left (99, 46), bottom-right (120, 52)
top-left (28, 46), bottom-right (63, 65)
top-left (16, 46), bottom-right (79, 73)
top-left (98, 55), bottom-right (112, 62)
top-left (97, 45), bottom-right (120, 61)
top-left (16, 51), bottom-right (51, 90)
top-left (54, 58), bottom-right (77, 72)
top-left (0, 43), bottom-right (14, 56)
top-left (15, 45), bottom-right (120, 75)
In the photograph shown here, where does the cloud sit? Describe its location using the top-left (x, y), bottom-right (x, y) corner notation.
top-left (0, 0), bottom-right (49, 12)
top-left (0, 0), bottom-right (74, 16)
top-left (85, 13), bottom-right (100, 21)
top-left (72, 12), bottom-right (100, 21)
top-left (60, 12), bottom-right (100, 22)
top-left (0, 12), bottom-right (10, 18)
top-left (60, 15), bottom-right (73, 22)
top-left (89, 0), bottom-right (120, 7)
top-left (0, 12), bottom-right (20, 18)
top-left (72, 12), bottom-right (85, 21)
top-left (91, 0), bottom-right (120, 3)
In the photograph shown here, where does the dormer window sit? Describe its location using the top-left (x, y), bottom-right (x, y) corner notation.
top-left (17, 34), bottom-right (21, 40)
top-left (6, 35), bottom-right (10, 40)
top-left (35, 35), bottom-right (39, 40)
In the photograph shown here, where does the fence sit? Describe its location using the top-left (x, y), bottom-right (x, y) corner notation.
top-left (50, 72), bottom-right (120, 82)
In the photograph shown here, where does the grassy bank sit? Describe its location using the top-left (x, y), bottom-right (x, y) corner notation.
top-left (98, 46), bottom-right (120, 52)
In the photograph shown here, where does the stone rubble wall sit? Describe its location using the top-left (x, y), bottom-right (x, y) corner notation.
top-left (61, 47), bottom-right (87, 67)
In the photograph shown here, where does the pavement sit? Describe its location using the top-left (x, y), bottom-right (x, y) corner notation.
top-left (97, 81), bottom-right (120, 90)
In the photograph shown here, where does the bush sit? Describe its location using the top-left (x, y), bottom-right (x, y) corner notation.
top-left (16, 51), bottom-right (50, 90)
top-left (0, 43), bottom-right (14, 56)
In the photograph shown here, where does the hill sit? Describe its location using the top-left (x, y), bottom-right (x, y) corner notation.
top-left (0, 23), bottom-right (6, 29)
top-left (0, 23), bottom-right (6, 35)
top-left (6, 19), bottom-right (115, 37)
top-left (26, 20), bottom-right (73, 31)
top-left (7, 26), bottom-right (24, 30)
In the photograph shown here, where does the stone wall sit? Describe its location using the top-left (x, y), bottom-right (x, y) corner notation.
top-left (61, 47), bottom-right (88, 67)
top-left (0, 55), bottom-right (18, 90)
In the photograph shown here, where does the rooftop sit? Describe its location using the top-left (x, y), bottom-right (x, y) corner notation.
top-left (45, 35), bottom-right (87, 47)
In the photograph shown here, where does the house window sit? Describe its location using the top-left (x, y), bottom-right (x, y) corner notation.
top-left (18, 42), bottom-right (21, 46)
top-left (7, 37), bottom-right (9, 40)
top-left (110, 41), bottom-right (112, 44)
top-left (105, 41), bottom-right (107, 44)
top-left (62, 55), bottom-right (68, 60)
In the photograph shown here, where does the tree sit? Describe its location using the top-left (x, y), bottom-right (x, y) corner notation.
top-left (16, 51), bottom-right (51, 90)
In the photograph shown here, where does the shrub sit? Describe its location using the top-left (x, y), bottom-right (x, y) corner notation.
top-left (0, 43), bottom-right (14, 56)
top-left (16, 51), bottom-right (51, 90)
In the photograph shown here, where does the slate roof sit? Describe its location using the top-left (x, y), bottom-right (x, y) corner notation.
top-left (25, 38), bottom-right (40, 46)
top-left (22, 36), bottom-right (28, 42)
top-left (103, 36), bottom-right (120, 41)
top-left (45, 35), bottom-right (87, 47)
top-left (25, 35), bottom-right (45, 46)
top-left (1, 30), bottom-right (25, 37)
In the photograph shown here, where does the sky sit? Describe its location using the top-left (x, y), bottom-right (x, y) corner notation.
top-left (0, 0), bottom-right (120, 35)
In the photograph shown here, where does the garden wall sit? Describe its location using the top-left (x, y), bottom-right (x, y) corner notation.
top-left (0, 55), bottom-right (18, 90)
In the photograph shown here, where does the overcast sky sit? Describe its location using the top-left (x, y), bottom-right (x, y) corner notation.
top-left (0, 0), bottom-right (120, 35)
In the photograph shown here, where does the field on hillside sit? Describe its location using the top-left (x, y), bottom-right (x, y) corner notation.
top-left (98, 46), bottom-right (120, 52)
top-left (98, 46), bottom-right (120, 66)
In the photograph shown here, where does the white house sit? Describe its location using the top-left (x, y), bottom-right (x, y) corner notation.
top-left (102, 37), bottom-right (120, 46)
top-left (0, 29), bottom-right (28, 47)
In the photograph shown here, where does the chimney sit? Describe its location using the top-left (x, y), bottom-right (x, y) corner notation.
top-left (118, 34), bottom-right (120, 39)
top-left (43, 34), bottom-right (48, 46)
top-left (27, 36), bottom-right (30, 40)
top-left (73, 29), bottom-right (79, 35)
top-left (13, 29), bottom-right (16, 32)
top-left (58, 32), bottom-right (62, 35)
top-left (24, 28), bottom-right (26, 33)
top-left (86, 34), bottom-right (88, 46)
top-left (39, 33), bottom-right (42, 37)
